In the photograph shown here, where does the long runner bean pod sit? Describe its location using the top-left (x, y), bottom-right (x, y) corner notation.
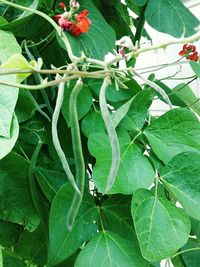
top-left (99, 77), bottom-right (121, 194)
top-left (52, 80), bottom-right (80, 195)
top-left (67, 79), bottom-right (85, 231)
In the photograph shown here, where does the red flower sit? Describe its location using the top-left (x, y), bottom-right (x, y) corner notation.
top-left (179, 44), bottom-right (199, 62)
top-left (59, 2), bottom-right (66, 9)
top-left (75, 9), bottom-right (92, 33)
top-left (56, 17), bottom-right (74, 31)
top-left (71, 26), bottom-right (82, 36)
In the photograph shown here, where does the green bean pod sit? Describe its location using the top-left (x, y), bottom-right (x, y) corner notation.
top-left (99, 77), bottom-right (121, 194)
top-left (52, 80), bottom-right (80, 195)
top-left (67, 79), bottom-right (85, 231)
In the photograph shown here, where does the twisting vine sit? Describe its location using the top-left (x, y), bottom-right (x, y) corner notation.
top-left (52, 78), bottom-right (80, 195)
top-left (99, 76), bottom-right (121, 194)
top-left (67, 79), bottom-right (85, 231)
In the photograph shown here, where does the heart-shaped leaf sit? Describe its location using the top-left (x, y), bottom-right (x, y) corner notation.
top-left (131, 189), bottom-right (190, 262)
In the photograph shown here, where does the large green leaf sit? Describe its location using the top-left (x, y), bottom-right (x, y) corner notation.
top-left (161, 152), bottom-right (200, 221)
top-left (2, 251), bottom-right (26, 267)
top-left (101, 195), bottom-right (137, 241)
top-left (81, 111), bottom-right (106, 138)
top-left (116, 89), bottom-right (153, 131)
top-left (144, 108), bottom-right (200, 164)
top-left (75, 231), bottom-right (150, 267)
top-left (62, 83), bottom-right (93, 125)
top-left (172, 83), bottom-right (200, 116)
top-left (88, 131), bottom-right (154, 194)
top-left (13, 224), bottom-right (47, 266)
top-left (35, 167), bottom-right (67, 202)
top-left (0, 30), bottom-right (20, 138)
top-left (48, 184), bottom-right (98, 266)
top-left (181, 238), bottom-right (200, 267)
top-left (131, 189), bottom-right (191, 262)
top-left (145, 0), bottom-right (199, 37)
top-left (0, 114), bottom-right (19, 160)
top-left (0, 219), bottom-right (22, 248)
top-left (58, 0), bottom-right (116, 59)
top-left (0, 152), bottom-right (40, 231)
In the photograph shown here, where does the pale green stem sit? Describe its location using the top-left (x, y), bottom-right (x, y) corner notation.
top-left (52, 79), bottom-right (80, 194)
top-left (171, 247), bottom-right (200, 259)
top-left (134, 71), bottom-right (172, 109)
top-left (99, 77), bottom-right (121, 194)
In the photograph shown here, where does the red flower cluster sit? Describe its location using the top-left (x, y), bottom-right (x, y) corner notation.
top-left (179, 44), bottom-right (199, 62)
top-left (54, 2), bottom-right (92, 37)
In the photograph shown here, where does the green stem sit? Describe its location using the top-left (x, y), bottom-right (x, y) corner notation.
top-left (171, 247), bottom-right (200, 259)
top-left (0, 0), bottom-right (77, 62)
top-left (133, 4), bottom-right (147, 45)
top-left (99, 77), bottom-right (121, 194)
top-left (67, 79), bottom-right (85, 231)
top-left (98, 207), bottom-right (105, 232)
top-left (52, 79), bottom-right (80, 194)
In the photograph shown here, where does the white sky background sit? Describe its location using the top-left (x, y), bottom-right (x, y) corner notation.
top-left (132, 0), bottom-right (200, 114)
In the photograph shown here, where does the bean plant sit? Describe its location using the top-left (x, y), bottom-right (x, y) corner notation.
top-left (0, 0), bottom-right (200, 266)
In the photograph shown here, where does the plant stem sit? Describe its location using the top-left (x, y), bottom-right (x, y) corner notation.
top-left (99, 77), bottom-right (121, 194)
top-left (171, 247), bottom-right (200, 258)
top-left (67, 79), bottom-right (85, 231)
top-left (134, 71), bottom-right (172, 109)
top-left (52, 79), bottom-right (80, 194)
top-left (133, 4), bottom-right (147, 45)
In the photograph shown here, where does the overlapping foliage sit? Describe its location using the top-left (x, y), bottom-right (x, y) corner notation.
top-left (0, 0), bottom-right (200, 266)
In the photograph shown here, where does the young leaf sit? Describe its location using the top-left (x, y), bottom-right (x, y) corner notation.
top-left (131, 189), bottom-right (191, 262)
top-left (144, 108), bottom-right (200, 164)
top-left (75, 231), bottom-right (150, 267)
top-left (161, 152), bottom-right (200, 221)
top-left (88, 131), bottom-right (154, 194)
top-left (48, 184), bottom-right (98, 266)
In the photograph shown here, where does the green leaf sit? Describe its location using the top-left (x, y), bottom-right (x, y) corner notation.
top-left (144, 108), bottom-right (200, 164)
top-left (58, 0), bottom-right (116, 60)
top-left (161, 152), bottom-right (200, 221)
top-left (35, 167), bottom-right (67, 202)
top-left (81, 111), bottom-right (106, 138)
top-left (145, 0), bottom-right (199, 37)
top-left (134, 0), bottom-right (148, 7)
top-left (2, 251), bottom-right (26, 267)
top-left (88, 131), bottom-right (154, 194)
top-left (48, 184), bottom-right (98, 266)
top-left (0, 114), bottom-right (19, 160)
top-left (88, 78), bottom-right (141, 104)
top-left (62, 84), bottom-right (93, 125)
top-left (172, 83), bottom-right (200, 116)
top-left (181, 238), bottom-right (200, 267)
top-left (13, 224), bottom-right (47, 266)
top-left (101, 195), bottom-right (137, 241)
top-left (75, 231), bottom-right (149, 267)
top-left (15, 89), bottom-right (36, 122)
top-left (190, 61), bottom-right (200, 77)
top-left (131, 189), bottom-right (191, 262)
top-left (0, 152), bottom-right (40, 231)
top-left (0, 220), bottom-right (22, 248)
top-left (116, 89), bottom-right (153, 131)
top-left (75, 231), bottom-right (150, 267)
top-left (0, 30), bottom-right (20, 138)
